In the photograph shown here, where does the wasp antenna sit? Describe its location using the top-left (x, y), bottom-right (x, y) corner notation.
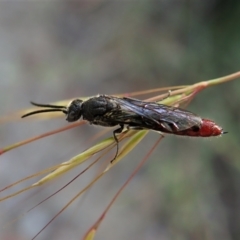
top-left (30, 102), bottom-right (65, 109)
top-left (21, 109), bottom-right (64, 118)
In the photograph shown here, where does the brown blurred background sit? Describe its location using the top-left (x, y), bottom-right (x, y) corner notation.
top-left (0, 1), bottom-right (240, 240)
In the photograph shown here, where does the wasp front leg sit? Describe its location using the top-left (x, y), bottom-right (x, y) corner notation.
top-left (111, 124), bottom-right (124, 163)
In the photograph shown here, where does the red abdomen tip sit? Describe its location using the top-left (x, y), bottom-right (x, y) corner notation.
top-left (198, 119), bottom-right (223, 137)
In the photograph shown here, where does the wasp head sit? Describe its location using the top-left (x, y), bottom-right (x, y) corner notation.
top-left (66, 99), bottom-right (83, 122)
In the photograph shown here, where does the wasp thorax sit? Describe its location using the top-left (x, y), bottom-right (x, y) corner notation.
top-left (66, 99), bottom-right (83, 122)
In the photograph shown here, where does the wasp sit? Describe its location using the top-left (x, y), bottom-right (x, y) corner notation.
top-left (22, 95), bottom-right (226, 159)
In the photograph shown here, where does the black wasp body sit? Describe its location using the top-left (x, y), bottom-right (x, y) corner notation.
top-left (65, 95), bottom-right (203, 134)
top-left (22, 94), bottom-right (224, 160)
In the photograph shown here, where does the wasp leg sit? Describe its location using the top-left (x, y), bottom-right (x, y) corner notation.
top-left (111, 124), bottom-right (124, 163)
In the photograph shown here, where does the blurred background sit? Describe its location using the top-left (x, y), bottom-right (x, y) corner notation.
top-left (0, 1), bottom-right (240, 240)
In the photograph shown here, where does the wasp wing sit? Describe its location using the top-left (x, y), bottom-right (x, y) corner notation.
top-left (111, 96), bottom-right (202, 131)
